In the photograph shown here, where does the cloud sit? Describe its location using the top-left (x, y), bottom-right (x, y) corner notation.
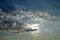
top-left (0, 9), bottom-right (59, 34)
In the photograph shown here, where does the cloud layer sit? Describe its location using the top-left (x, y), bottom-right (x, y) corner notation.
top-left (0, 9), bottom-right (60, 33)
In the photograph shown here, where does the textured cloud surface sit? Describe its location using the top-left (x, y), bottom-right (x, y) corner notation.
top-left (0, 9), bottom-right (60, 34)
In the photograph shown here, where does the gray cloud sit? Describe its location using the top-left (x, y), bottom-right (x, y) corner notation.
top-left (0, 9), bottom-right (59, 33)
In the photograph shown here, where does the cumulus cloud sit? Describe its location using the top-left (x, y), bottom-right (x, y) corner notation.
top-left (0, 9), bottom-right (59, 33)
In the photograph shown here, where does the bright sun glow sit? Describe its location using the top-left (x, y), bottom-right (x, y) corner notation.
top-left (28, 24), bottom-right (40, 36)
top-left (27, 24), bottom-right (39, 30)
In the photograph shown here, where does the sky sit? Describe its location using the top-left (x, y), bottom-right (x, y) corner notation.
top-left (0, 0), bottom-right (60, 15)
top-left (0, 0), bottom-right (60, 11)
top-left (0, 0), bottom-right (60, 40)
